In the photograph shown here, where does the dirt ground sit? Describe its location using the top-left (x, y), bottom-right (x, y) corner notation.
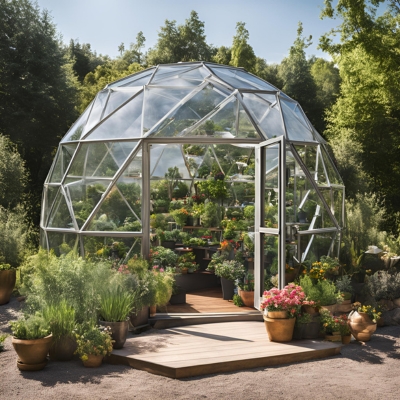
top-left (1, 296), bottom-right (400, 400)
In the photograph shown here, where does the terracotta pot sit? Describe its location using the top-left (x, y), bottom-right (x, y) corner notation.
top-left (267, 310), bottom-right (288, 319)
top-left (341, 335), bottom-right (352, 345)
top-left (12, 334), bottom-right (53, 369)
top-left (0, 269), bottom-right (16, 305)
top-left (238, 289), bottom-right (254, 308)
top-left (321, 303), bottom-right (337, 314)
top-left (348, 311), bottom-right (377, 342)
top-left (99, 320), bottom-right (128, 349)
top-left (264, 315), bottom-right (296, 342)
top-left (149, 305), bottom-right (157, 317)
top-left (181, 268), bottom-right (188, 275)
top-left (49, 335), bottom-right (77, 361)
top-left (285, 271), bottom-right (296, 284)
top-left (337, 300), bottom-right (353, 313)
top-left (82, 354), bottom-right (103, 368)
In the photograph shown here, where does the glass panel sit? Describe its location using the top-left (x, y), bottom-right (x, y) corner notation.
top-left (108, 68), bottom-right (155, 88)
top-left (294, 145), bottom-right (328, 186)
top-left (180, 66), bottom-right (210, 82)
top-left (121, 74), bottom-right (153, 87)
top-left (150, 144), bottom-right (191, 180)
top-left (86, 151), bottom-right (144, 232)
top-left (148, 77), bottom-right (200, 88)
top-left (65, 179), bottom-right (111, 228)
top-left (83, 236), bottom-right (141, 262)
top-left (149, 84), bottom-right (227, 138)
top-left (104, 89), bottom-right (141, 120)
top-left (235, 70), bottom-right (278, 91)
top-left (263, 233), bottom-right (279, 287)
top-left (333, 188), bottom-right (344, 228)
top-left (85, 92), bottom-right (143, 140)
top-left (321, 146), bottom-right (343, 185)
top-left (43, 186), bottom-right (60, 227)
top-left (264, 144), bottom-right (279, 228)
top-left (183, 144), bottom-right (208, 177)
top-left (47, 190), bottom-right (74, 229)
top-left (238, 103), bottom-right (259, 139)
top-left (209, 66), bottom-right (258, 89)
top-left (299, 232), bottom-right (337, 264)
top-left (61, 103), bottom-right (92, 142)
top-left (143, 87), bottom-right (193, 134)
top-left (48, 144), bottom-right (77, 183)
top-left (47, 232), bottom-right (79, 256)
top-left (108, 141), bottom-right (138, 168)
top-left (281, 100), bottom-right (314, 141)
top-left (39, 228), bottom-right (48, 251)
top-left (241, 93), bottom-right (271, 122)
top-left (150, 66), bottom-right (196, 83)
top-left (84, 90), bottom-right (109, 134)
top-left (257, 93), bottom-right (278, 105)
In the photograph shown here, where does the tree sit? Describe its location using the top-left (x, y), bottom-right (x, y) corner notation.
top-left (320, 0), bottom-right (400, 233)
top-left (253, 57), bottom-right (283, 89)
top-left (278, 22), bottom-right (318, 125)
top-left (146, 11), bottom-right (214, 65)
top-left (0, 0), bottom-right (79, 226)
top-left (229, 22), bottom-right (256, 72)
top-left (212, 45), bottom-right (232, 66)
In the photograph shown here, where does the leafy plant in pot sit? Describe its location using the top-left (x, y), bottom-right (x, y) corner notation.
top-left (0, 263), bottom-right (17, 305)
top-left (42, 300), bottom-right (76, 361)
top-left (10, 313), bottom-right (52, 371)
top-left (99, 285), bottom-right (135, 349)
top-left (237, 273), bottom-right (254, 307)
top-left (75, 324), bottom-right (114, 368)
top-left (214, 260), bottom-right (245, 300)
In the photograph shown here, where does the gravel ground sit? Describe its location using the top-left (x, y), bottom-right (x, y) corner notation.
top-left (1, 296), bottom-right (400, 400)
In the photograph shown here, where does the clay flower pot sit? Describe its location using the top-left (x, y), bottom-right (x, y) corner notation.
top-left (264, 313), bottom-right (296, 342)
top-left (12, 334), bottom-right (53, 371)
top-left (348, 311), bottom-right (377, 342)
top-left (83, 354), bottom-right (103, 368)
top-left (238, 289), bottom-right (254, 308)
top-left (0, 269), bottom-right (16, 305)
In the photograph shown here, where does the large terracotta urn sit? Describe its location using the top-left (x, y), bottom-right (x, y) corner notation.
top-left (238, 289), bottom-right (254, 308)
top-left (348, 311), bottom-right (377, 342)
top-left (264, 311), bottom-right (295, 342)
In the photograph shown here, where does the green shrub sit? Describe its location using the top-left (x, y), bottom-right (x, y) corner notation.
top-left (0, 334), bottom-right (7, 352)
top-left (10, 313), bottom-right (50, 340)
top-left (42, 300), bottom-right (76, 342)
top-left (366, 271), bottom-right (400, 301)
top-left (233, 294), bottom-right (244, 307)
top-left (99, 285), bottom-right (135, 322)
top-left (300, 275), bottom-right (341, 306)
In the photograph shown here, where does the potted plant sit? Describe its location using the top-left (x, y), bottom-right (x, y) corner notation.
top-left (0, 263), bottom-right (17, 305)
top-left (43, 300), bottom-right (76, 361)
top-left (214, 260), bottom-right (245, 300)
top-left (237, 273), bottom-right (254, 307)
top-left (260, 284), bottom-right (306, 342)
top-left (169, 281), bottom-right (186, 305)
top-left (348, 302), bottom-right (381, 342)
top-left (98, 285), bottom-right (135, 349)
top-left (366, 270), bottom-right (400, 309)
top-left (319, 309), bottom-right (341, 342)
top-left (337, 314), bottom-right (352, 344)
top-left (177, 252), bottom-right (199, 274)
top-left (10, 313), bottom-right (52, 371)
top-left (293, 313), bottom-right (312, 340)
top-left (171, 207), bottom-right (190, 227)
top-left (149, 266), bottom-right (174, 315)
top-left (150, 246), bottom-right (178, 269)
top-left (156, 229), bottom-right (177, 249)
top-left (75, 325), bottom-right (114, 368)
top-left (335, 275), bottom-right (354, 312)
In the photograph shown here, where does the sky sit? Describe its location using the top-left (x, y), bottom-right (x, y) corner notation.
top-left (34, 0), bottom-right (343, 64)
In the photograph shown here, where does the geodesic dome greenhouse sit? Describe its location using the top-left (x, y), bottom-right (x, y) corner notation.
top-left (41, 62), bottom-right (344, 292)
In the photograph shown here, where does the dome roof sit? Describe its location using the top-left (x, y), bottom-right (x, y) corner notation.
top-left (61, 62), bottom-right (325, 144)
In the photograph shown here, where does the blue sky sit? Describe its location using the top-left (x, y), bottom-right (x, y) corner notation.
top-left (35, 0), bottom-right (343, 63)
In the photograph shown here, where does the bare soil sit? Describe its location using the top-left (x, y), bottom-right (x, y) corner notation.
top-left (1, 296), bottom-right (400, 400)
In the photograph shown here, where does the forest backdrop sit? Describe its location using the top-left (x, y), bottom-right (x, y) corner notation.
top-left (1, 0), bottom-right (400, 265)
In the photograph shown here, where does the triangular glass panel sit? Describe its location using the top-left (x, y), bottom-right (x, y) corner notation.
top-left (83, 90), bottom-right (109, 135)
top-left (321, 146), bottom-right (343, 185)
top-left (108, 141), bottom-right (139, 168)
top-left (47, 189), bottom-right (75, 229)
top-left (64, 178), bottom-right (111, 229)
top-left (47, 232), bottom-right (79, 256)
top-left (61, 102), bottom-right (93, 142)
top-left (235, 70), bottom-right (279, 91)
top-left (108, 68), bottom-right (155, 88)
top-left (300, 231), bottom-right (337, 263)
top-left (281, 100), bottom-right (314, 141)
top-left (333, 188), bottom-right (344, 227)
top-left (150, 144), bottom-right (191, 180)
top-left (143, 87), bottom-right (194, 134)
top-left (148, 84), bottom-right (227, 137)
top-left (150, 65), bottom-right (197, 84)
top-left (103, 88), bottom-right (141, 118)
top-left (84, 91), bottom-right (144, 140)
top-left (183, 144), bottom-right (208, 177)
top-left (293, 144), bottom-right (329, 186)
top-left (48, 144), bottom-right (77, 183)
top-left (209, 66), bottom-right (258, 89)
top-left (281, 98), bottom-right (312, 131)
top-left (42, 186), bottom-right (61, 227)
top-left (289, 152), bottom-right (338, 230)
top-left (238, 103), bottom-right (260, 139)
top-left (180, 66), bottom-right (210, 82)
top-left (86, 186), bottom-right (141, 232)
top-left (242, 93), bottom-right (285, 139)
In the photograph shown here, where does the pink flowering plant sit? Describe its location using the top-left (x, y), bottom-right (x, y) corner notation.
top-left (260, 283), bottom-right (306, 318)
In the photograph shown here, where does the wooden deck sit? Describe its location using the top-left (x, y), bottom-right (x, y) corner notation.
top-left (110, 321), bottom-right (342, 379)
top-left (166, 287), bottom-right (255, 313)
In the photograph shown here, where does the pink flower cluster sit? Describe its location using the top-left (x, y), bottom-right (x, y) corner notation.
top-left (260, 283), bottom-right (306, 317)
top-left (117, 264), bottom-right (129, 274)
top-left (152, 265), bottom-right (165, 273)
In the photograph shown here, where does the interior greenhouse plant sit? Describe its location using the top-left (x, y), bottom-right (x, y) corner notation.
top-left (40, 62), bottom-right (345, 307)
